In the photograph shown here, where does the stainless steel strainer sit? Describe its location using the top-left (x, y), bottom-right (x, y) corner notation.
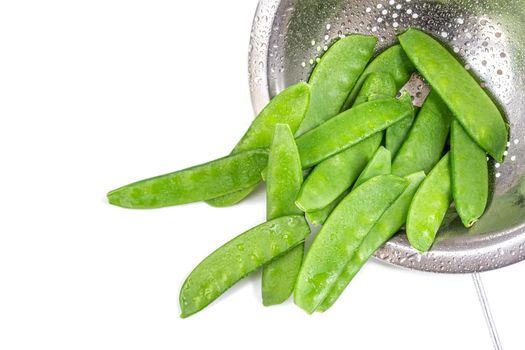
top-left (248, 0), bottom-right (525, 274)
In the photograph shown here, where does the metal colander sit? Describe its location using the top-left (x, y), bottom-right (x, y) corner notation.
top-left (248, 0), bottom-right (525, 274)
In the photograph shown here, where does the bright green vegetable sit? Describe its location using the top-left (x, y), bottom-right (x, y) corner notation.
top-left (306, 191), bottom-right (347, 226)
top-left (392, 90), bottom-right (453, 177)
top-left (353, 72), bottom-right (397, 106)
top-left (179, 215), bottom-right (310, 318)
top-left (301, 74), bottom-right (396, 220)
top-left (296, 134), bottom-right (382, 212)
top-left (406, 153), bottom-right (453, 252)
top-left (207, 82), bottom-right (310, 207)
top-left (399, 28), bottom-right (508, 161)
top-left (107, 149), bottom-right (269, 209)
top-left (296, 35), bottom-right (377, 135)
top-left (294, 175), bottom-right (408, 313)
top-left (451, 120), bottom-right (489, 227)
top-left (352, 146), bottom-right (391, 190)
top-left (296, 96), bottom-right (414, 168)
top-left (385, 95), bottom-right (416, 157)
top-left (262, 124), bottom-right (304, 306)
top-left (206, 187), bottom-right (256, 208)
top-left (317, 171), bottom-right (426, 312)
top-left (342, 45), bottom-right (415, 110)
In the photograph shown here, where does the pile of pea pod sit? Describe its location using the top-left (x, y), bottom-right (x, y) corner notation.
top-left (107, 28), bottom-right (508, 317)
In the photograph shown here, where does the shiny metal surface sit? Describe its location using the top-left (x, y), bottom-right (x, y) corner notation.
top-left (249, 0), bottom-right (525, 273)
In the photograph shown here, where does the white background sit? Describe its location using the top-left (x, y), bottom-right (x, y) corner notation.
top-left (0, 1), bottom-right (523, 349)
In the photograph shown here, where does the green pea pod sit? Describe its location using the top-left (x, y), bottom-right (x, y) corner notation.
top-left (306, 191), bottom-right (347, 226)
top-left (352, 146), bottom-right (391, 190)
top-left (107, 149), bottom-right (268, 209)
top-left (399, 29), bottom-right (508, 161)
top-left (301, 74), bottom-right (396, 220)
top-left (294, 175), bottom-right (408, 313)
top-left (406, 153), bottom-right (453, 252)
top-left (296, 96), bottom-right (414, 168)
top-left (206, 187), bottom-right (256, 208)
top-left (295, 35), bottom-right (377, 136)
top-left (353, 72), bottom-right (397, 106)
top-left (306, 144), bottom-right (392, 225)
top-left (342, 45), bottom-right (415, 110)
top-left (392, 90), bottom-right (453, 177)
top-left (296, 134), bottom-right (382, 212)
top-left (317, 171), bottom-right (426, 312)
top-left (451, 120), bottom-right (489, 227)
top-left (262, 124), bottom-right (304, 306)
top-left (385, 93), bottom-right (416, 157)
top-left (179, 215), bottom-right (310, 318)
top-left (306, 144), bottom-right (391, 225)
top-left (207, 82), bottom-right (310, 207)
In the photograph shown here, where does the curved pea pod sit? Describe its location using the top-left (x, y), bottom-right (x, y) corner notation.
top-left (392, 90), bottom-right (453, 177)
top-left (205, 187), bottom-right (255, 208)
top-left (207, 82), bottom-right (310, 207)
top-left (306, 192), bottom-right (346, 226)
top-left (300, 74), bottom-right (396, 218)
top-left (317, 171), bottom-right (426, 312)
top-left (295, 35), bottom-right (377, 135)
top-left (179, 215), bottom-right (310, 318)
top-left (451, 120), bottom-right (489, 227)
top-left (294, 175), bottom-right (408, 314)
top-left (406, 153), bottom-right (453, 252)
top-left (265, 124), bottom-right (303, 219)
top-left (298, 73), bottom-right (396, 215)
top-left (306, 146), bottom-right (391, 225)
top-left (399, 29), bottom-right (508, 161)
top-left (353, 72), bottom-right (397, 106)
top-left (296, 97), bottom-right (414, 168)
top-left (307, 145), bottom-right (392, 226)
top-left (296, 134), bottom-right (382, 212)
top-left (342, 44), bottom-right (415, 110)
top-left (385, 93), bottom-right (416, 157)
top-left (352, 146), bottom-right (391, 190)
top-left (107, 149), bottom-right (268, 209)
top-left (262, 124), bottom-right (304, 306)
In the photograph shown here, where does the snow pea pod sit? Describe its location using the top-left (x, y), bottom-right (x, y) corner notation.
top-left (399, 29), bottom-right (508, 161)
top-left (296, 96), bottom-right (414, 168)
top-left (306, 191), bottom-right (346, 226)
top-left (207, 82), bottom-right (310, 207)
top-left (385, 94), bottom-right (416, 157)
top-left (262, 124), bottom-right (304, 306)
top-left (352, 146), bottom-right (391, 190)
top-left (296, 134), bottom-right (382, 212)
top-left (353, 72), bottom-right (397, 106)
top-left (306, 146), bottom-right (390, 225)
top-left (342, 44), bottom-right (415, 110)
top-left (451, 120), bottom-right (489, 227)
top-left (295, 35), bottom-right (377, 135)
top-left (294, 175), bottom-right (408, 313)
top-left (107, 149), bottom-right (269, 209)
top-left (392, 90), bottom-right (453, 177)
top-left (406, 153), bottom-right (453, 252)
top-left (301, 76), bottom-right (396, 219)
top-left (179, 215), bottom-right (310, 318)
top-left (317, 171), bottom-right (426, 312)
